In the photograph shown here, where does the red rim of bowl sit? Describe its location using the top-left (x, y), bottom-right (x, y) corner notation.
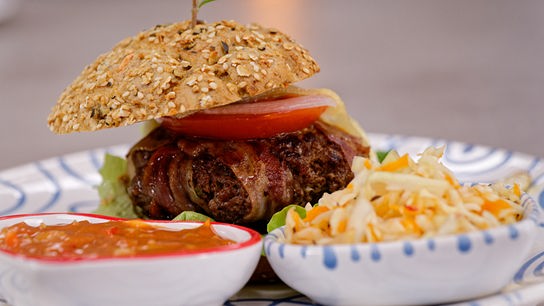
top-left (0, 212), bottom-right (262, 263)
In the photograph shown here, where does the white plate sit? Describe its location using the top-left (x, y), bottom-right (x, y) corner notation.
top-left (1, 133), bottom-right (543, 306)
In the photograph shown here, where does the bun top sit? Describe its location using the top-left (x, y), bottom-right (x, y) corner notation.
top-left (48, 20), bottom-right (320, 134)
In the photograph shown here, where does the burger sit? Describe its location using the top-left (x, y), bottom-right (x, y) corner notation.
top-left (47, 19), bottom-right (371, 279)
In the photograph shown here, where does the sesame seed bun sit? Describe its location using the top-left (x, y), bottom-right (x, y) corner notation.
top-left (48, 20), bottom-right (320, 134)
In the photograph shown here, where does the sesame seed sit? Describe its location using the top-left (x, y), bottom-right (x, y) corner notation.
top-left (186, 76), bottom-right (197, 86)
top-left (252, 30), bottom-right (265, 40)
top-left (302, 67), bottom-right (310, 74)
top-left (166, 92), bottom-right (176, 100)
top-left (226, 83), bottom-right (237, 93)
top-left (201, 87), bottom-right (209, 93)
top-left (173, 68), bottom-right (184, 77)
top-left (199, 95), bottom-right (212, 106)
top-left (209, 82), bottom-right (218, 89)
top-left (84, 82), bottom-right (96, 90)
top-left (250, 61), bottom-right (260, 72)
top-left (283, 43), bottom-right (294, 50)
top-left (137, 92), bottom-right (144, 99)
top-left (118, 109), bottom-right (129, 118)
top-left (122, 91), bottom-right (130, 98)
top-left (236, 65), bottom-right (251, 77)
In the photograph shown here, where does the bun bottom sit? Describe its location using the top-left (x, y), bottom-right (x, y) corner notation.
top-left (249, 256), bottom-right (281, 283)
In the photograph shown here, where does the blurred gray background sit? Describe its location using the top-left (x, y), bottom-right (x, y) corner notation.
top-left (1, 0), bottom-right (543, 170)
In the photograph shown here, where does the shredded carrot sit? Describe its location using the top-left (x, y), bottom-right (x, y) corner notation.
top-left (364, 159), bottom-right (373, 169)
top-left (404, 193), bottom-right (419, 215)
top-left (378, 154), bottom-right (409, 172)
top-left (367, 223), bottom-right (380, 241)
top-left (374, 199), bottom-right (390, 218)
top-left (405, 204), bottom-right (418, 213)
top-left (401, 217), bottom-right (422, 235)
top-left (513, 183), bottom-right (521, 197)
top-left (444, 173), bottom-right (460, 188)
top-left (304, 206), bottom-right (329, 223)
top-left (481, 199), bottom-right (512, 217)
top-left (337, 219), bottom-right (347, 233)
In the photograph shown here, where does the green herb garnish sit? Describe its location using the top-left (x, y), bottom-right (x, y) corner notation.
top-left (198, 0), bottom-right (216, 8)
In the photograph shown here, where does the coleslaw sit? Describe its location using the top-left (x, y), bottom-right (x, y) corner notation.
top-left (283, 147), bottom-right (525, 244)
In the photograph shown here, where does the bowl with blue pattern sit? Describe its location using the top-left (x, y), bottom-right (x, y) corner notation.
top-left (264, 193), bottom-right (540, 306)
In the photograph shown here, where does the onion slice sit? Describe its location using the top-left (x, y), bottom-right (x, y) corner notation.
top-left (201, 94), bottom-right (337, 115)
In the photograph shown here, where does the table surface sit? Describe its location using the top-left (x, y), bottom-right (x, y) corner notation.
top-left (1, 0), bottom-right (543, 171)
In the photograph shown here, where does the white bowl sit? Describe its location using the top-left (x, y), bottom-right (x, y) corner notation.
top-left (265, 193), bottom-right (539, 306)
top-left (0, 213), bottom-right (262, 306)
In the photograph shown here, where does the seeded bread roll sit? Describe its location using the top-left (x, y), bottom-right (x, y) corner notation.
top-left (48, 20), bottom-right (320, 134)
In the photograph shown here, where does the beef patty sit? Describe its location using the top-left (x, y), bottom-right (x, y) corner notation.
top-left (126, 120), bottom-right (370, 228)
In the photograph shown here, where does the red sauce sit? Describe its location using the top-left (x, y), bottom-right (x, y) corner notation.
top-left (0, 219), bottom-right (236, 260)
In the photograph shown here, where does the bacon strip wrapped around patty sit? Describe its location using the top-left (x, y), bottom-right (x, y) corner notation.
top-left (126, 120), bottom-right (369, 229)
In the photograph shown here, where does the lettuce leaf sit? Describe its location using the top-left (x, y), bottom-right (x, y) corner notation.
top-left (94, 154), bottom-right (140, 219)
top-left (376, 150), bottom-right (391, 163)
top-left (172, 211), bottom-right (213, 222)
top-left (266, 204), bottom-right (307, 233)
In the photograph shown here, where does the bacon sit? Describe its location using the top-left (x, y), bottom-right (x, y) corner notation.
top-left (126, 121), bottom-right (369, 227)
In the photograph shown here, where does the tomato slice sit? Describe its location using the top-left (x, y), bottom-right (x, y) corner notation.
top-left (161, 106), bottom-right (328, 139)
